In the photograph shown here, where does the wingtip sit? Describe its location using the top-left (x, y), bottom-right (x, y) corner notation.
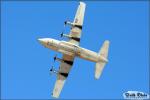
top-left (51, 93), bottom-right (59, 99)
top-left (95, 74), bottom-right (100, 80)
top-left (105, 40), bottom-right (110, 44)
top-left (79, 1), bottom-right (86, 5)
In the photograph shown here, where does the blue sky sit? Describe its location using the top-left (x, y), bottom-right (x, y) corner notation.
top-left (1, 1), bottom-right (149, 99)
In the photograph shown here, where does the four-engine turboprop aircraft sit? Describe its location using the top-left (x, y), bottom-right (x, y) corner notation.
top-left (38, 2), bottom-right (110, 98)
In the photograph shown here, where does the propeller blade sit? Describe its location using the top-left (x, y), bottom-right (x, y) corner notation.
top-left (60, 32), bottom-right (63, 37)
top-left (64, 21), bottom-right (67, 25)
top-left (53, 54), bottom-right (57, 62)
top-left (50, 68), bottom-right (53, 72)
top-left (50, 65), bottom-right (54, 71)
top-left (49, 69), bottom-right (53, 76)
top-left (54, 56), bottom-right (56, 61)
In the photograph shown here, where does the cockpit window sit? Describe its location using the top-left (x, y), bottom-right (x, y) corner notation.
top-left (47, 40), bottom-right (53, 46)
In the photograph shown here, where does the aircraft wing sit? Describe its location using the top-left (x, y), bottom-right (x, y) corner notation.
top-left (52, 54), bottom-right (75, 98)
top-left (52, 2), bottom-right (86, 98)
top-left (68, 2), bottom-right (86, 45)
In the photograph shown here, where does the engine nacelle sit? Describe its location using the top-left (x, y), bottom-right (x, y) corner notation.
top-left (64, 21), bottom-right (74, 26)
top-left (55, 57), bottom-right (63, 62)
top-left (61, 33), bottom-right (80, 42)
top-left (64, 21), bottom-right (82, 29)
top-left (61, 33), bottom-right (71, 38)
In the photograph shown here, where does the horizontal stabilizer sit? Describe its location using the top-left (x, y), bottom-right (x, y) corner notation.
top-left (95, 62), bottom-right (106, 79)
top-left (99, 40), bottom-right (109, 58)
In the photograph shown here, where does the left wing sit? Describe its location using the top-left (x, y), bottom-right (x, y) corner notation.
top-left (52, 54), bottom-right (75, 98)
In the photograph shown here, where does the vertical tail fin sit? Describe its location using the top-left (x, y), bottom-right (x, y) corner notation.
top-left (95, 40), bottom-right (110, 79)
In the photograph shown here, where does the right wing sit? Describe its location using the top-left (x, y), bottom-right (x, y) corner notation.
top-left (52, 54), bottom-right (75, 98)
top-left (68, 2), bottom-right (86, 46)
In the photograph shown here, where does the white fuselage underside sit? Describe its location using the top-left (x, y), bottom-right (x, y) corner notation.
top-left (38, 38), bottom-right (106, 62)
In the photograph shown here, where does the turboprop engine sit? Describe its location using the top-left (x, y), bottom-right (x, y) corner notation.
top-left (64, 21), bottom-right (74, 26)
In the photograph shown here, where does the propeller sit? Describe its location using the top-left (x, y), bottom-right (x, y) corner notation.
top-left (49, 54), bottom-right (57, 74)
top-left (50, 53), bottom-right (62, 76)
top-left (64, 21), bottom-right (67, 26)
top-left (60, 32), bottom-right (63, 37)
top-left (60, 19), bottom-right (71, 39)
top-left (50, 66), bottom-right (54, 72)
top-left (49, 65), bottom-right (58, 75)
top-left (49, 67), bottom-right (54, 76)
top-left (64, 19), bottom-right (70, 26)
top-left (53, 54), bottom-right (57, 62)
top-left (49, 64), bottom-right (54, 76)
top-left (60, 20), bottom-right (67, 38)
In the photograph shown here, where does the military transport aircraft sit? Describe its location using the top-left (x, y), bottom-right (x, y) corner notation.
top-left (38, 2), bottom-right (110, 98)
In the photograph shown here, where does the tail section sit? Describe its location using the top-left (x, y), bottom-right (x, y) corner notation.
top-left (95, 40), bottom-right (110, 79)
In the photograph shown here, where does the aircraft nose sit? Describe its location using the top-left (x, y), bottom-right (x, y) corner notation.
top-left (38, 38), bottom-right (47, 45)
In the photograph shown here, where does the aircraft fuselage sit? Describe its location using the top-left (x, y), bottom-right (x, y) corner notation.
top-left (38, 38), bottom-right (107, 63)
